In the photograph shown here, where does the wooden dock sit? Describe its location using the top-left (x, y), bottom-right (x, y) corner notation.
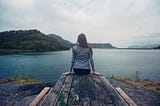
top-left (30, 74), bottom-right (136, 106)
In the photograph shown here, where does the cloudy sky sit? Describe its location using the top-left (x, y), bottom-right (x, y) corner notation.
top-left (0, 0), bottom-right (160, 47)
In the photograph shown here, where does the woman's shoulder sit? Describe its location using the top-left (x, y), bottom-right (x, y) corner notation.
top-left (73, 45), bottom-right (92, 51)
top-left (72, 45), bottom-right (80, 52)
top-left (72, 45), bottom-right (78, 49)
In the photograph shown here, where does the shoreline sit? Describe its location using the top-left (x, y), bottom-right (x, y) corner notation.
top-left (0, 76), bottom-right (160, 106)
top-left (0, 48), bottom-right (159, 54)
top-left (0, 49), bottom-right (70, 54)
top-left (106, 75), bottom-right (160, 91)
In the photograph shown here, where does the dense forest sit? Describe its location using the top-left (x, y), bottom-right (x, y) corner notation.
top-left (0, 29), bottom-right (69, 52)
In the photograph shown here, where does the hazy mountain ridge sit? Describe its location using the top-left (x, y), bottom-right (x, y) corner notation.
top-left (128, 44), bottom-right (160, 49)
top-left (0, 29), bottom-right (69, 52)
top-left (89, 43), bottom-right (116, 48)
top-left (48, 34), bottom-right (116, 49)
top-left (48, 34), bottom-right (73, 48)
top-left (154, 45), bottom-right (160, 49)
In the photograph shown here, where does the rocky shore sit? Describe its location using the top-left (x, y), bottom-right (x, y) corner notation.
top-left (0, 78), bottom-right (160, 106)
top-left (0, 82), bottom-right (55, 106)
top-left (108, 78), bottom-right (160, 106)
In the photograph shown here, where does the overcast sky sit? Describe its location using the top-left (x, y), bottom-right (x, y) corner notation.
top-left (0, 0), bottom-right (160, 47)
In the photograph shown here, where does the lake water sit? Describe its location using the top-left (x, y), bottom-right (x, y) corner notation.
top-left (0, 49), bottom-right (160, 82)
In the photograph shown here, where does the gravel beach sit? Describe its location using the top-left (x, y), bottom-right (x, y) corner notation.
top-left (0, 82), bottom-right (55, 106)
top-left (108, 78), bottom-right (160, 106)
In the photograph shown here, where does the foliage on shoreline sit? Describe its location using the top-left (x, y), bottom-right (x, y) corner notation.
top-left (107, 75), bottom-right (160, 91)
top-left (0, 76), bottom-right (38, 83)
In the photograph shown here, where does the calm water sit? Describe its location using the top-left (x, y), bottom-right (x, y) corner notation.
top-left (0, 49), bottom-right (160, 82)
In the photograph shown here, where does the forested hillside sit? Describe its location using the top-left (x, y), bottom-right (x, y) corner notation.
top-left (0, 29), bottom-right (69, 52)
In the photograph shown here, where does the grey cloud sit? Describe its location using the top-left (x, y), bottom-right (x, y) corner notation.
top-left (129, 33), bottom-right (160, 46)
top-left (0, 0), bottom-right (160, 47)
top-left (149, 33), bottom-right (160, 38)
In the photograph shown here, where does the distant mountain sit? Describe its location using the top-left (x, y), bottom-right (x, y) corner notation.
top-left (48, 34), bottom-right (116, 49)
top-left (154, 45), bottom-right (160, 49)
top-left (89, 43), bottom-right (116, 48)
top-left (128, 44), bottom-right (160, 48)
top-left (48, 34), bottom-right (73, 48)
top-left (0, 29), bottom-right (69, 52)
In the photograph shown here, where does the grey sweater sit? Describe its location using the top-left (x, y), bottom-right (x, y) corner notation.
top-left (70, 45), bottom-right (95, 72)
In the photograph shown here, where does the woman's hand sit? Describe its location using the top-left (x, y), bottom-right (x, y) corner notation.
top-left (62, 71), bottom-right (71, 75)
top-left (92, 71), bottom-right (102, 76)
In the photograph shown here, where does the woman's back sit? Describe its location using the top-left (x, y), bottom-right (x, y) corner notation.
top-left (73, 45), bottom-right (90, 63)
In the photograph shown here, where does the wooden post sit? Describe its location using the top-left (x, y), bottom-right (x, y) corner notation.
top-left (40, 75), bottom-right (67, 106)
top-left (116, 87), bottom-right (137, 106)
top-left (99, 76), bottom-right (129, 106)
top-left (29, 87), bottom-right (50, 106)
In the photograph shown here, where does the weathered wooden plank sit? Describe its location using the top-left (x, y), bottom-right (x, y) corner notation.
top-left (36, 74), bottom-right (131, 106)
top-left (37, 88), bottom-right (53, 106)
top-left (55, 74), bottom-right (73, 106)
top-left (29, 87), bottom-right (50, 106)
top-left (78, 75), bottom-right (91, 106)
top-left (91, 74), bottom-right (113, 105)
top-left (99, 76), bottom-right (129, 106)
top-left (68, 74), bottom-right (80, 106)
top-left (68, 74), bottom-right (116, 106)
top-left (88, 75), bottom-right (103, 106)
top-left (116, 87), bottom-right (137, 106)
top-left (40, 75), bottom-right (66, 106)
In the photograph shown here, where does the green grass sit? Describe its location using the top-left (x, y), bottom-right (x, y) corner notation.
top-left (106, 75), bottom-right (160, 91)
top-left (0, 76), bottom-right (38, 83)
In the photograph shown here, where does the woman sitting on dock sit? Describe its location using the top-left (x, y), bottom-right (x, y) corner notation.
top-left (63, 33), bottom-right (101, 75)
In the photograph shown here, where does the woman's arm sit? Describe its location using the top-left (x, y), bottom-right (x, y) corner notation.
top-left (89, 48), bottom-right (102, 75)
top-left (70, 48), bottom-right (76, 72)
top-left (89, 48), bottom-right (95, 72)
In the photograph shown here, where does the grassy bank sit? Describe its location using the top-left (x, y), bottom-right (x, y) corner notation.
top-left (0, 76), bottom-right (38, 83)
top-left (107, 75), bottom-right (160, 91)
